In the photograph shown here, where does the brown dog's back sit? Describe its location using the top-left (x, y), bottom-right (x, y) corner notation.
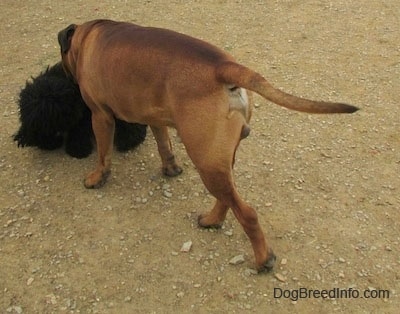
top-left (60, 19), bottom-right (358, 119)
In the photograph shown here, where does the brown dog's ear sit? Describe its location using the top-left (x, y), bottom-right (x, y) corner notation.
top-left (58, 24), bottom-right (77, 54)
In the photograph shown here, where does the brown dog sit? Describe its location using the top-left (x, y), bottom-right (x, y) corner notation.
top-left (58, 19), bottom-right (358, 272)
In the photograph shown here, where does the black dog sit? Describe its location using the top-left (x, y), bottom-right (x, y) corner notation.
top-left (14, 63), bottom-right (147, 158)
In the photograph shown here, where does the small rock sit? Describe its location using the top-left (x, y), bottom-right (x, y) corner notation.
top-left (5, 219), bottom-right (15, 227)
top-left (6, 306), bottom-right (23, 314)
top-left (27, 277), bottom-right (34, 286)
top-left (229, 254), bottom-right (245, 265)
top-left (180, 241), bottom-right (192, 252)
top-left (338, 257), bottom-right (346, 263)
top-left (177, 291), bottom-right (185, 298)
top-left (274, 273), bottom-right (286, 282)
top-left (244, 268), bottom-right (258, 276)
top-left (280, 258), bottom-right (287, 265)
top-left (224, 230), bottom-right (233, 236)
top-left (45, 294), bottom-right (57, 305)
top-left (65, 299), bottom-right (76, 309)
top-left (162, 184), bottom-right (171, 190)
top-left (163, 191), bottom-right (172, 198)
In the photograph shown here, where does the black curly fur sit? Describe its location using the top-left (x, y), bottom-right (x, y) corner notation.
top-left (14, 62), bottom-right (147, 158)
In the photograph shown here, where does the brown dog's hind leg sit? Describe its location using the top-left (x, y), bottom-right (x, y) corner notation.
top-left (230, 196), bottom-right (276, 272)
top-left (198, 199), bottom-right (229, 229)
top-left (198, 167), bottom-right (276, 272)
top-left (151, 126), bottom-right (183, 177)
top-left (178, 109), bottom-right (275, 272)
top-left (84, 110), bottom-right (115, 188)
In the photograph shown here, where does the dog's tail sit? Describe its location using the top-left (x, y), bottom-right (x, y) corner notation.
top-left (216, 61), bottom-right (358, 114)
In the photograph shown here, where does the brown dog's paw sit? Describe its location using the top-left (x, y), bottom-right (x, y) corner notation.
top-left (162, 164), bottom-right (183, 177)
top-left (197, 213), bottom-right (224, 229)
top-left (257, 250), bottom-right (276, 273)
top-left (84, 170), bottom-right (111, 189)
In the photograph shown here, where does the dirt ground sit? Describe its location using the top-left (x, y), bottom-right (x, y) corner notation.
top-left (1, 1), bottom-right (399, 313)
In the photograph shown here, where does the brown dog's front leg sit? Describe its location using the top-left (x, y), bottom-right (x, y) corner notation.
top-left (84, 111), bottom-right (115, 188)
top-left (150, 126), bottom-right (182, 177)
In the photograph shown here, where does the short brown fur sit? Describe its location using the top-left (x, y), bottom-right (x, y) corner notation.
top-left (58, 19), bottom-right (358, 272)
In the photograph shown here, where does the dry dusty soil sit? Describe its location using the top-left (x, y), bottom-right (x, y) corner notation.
top-left (1, 1), bottom-right (399, 313)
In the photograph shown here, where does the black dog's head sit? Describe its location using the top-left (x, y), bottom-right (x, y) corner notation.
top-left (13, 62), bottom-right (86, 150)
top-left (14, 61), bottom-right (147, 158)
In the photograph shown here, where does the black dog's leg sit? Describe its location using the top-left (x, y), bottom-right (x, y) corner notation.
top-left (114, 120), bottom-right (147, 152)
top-left (65, 108), bottom-right (93, 158)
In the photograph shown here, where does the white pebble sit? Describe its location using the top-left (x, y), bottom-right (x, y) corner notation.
top-left (177, 291), bottom-right (185, 298)
top-left (180, 241), bottom-right (192, 252)
top-left (229, 254), bottom-right (245, 265)
top-left (244, 268), bottom-right (258, 276)
top-left (224, 230), bottom-right (233, 236)
top-left (6, 306), bottom-right (23, 314)
top-left (274, 273), bottom-right (286, 282)
top-left (163, 191), bottom-right (172, 198)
